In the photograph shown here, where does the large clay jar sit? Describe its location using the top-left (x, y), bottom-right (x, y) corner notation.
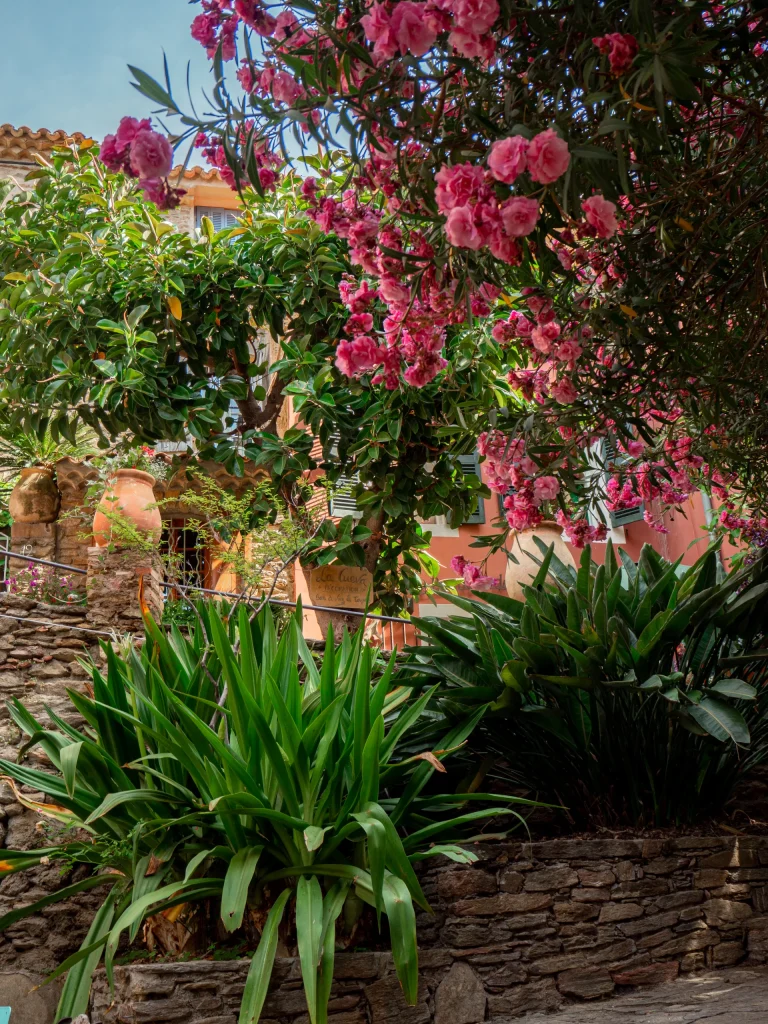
top-left (505, 520), bottom-right (576, 601)
top-left (92, 469), bottom-right (162, 547)
top-left (8, 466), bottom-right (61, 524)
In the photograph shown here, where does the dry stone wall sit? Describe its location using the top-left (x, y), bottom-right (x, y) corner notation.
top-left (91, 834), bottom-right (768, 1023)
top-left (0, 592), bottom-right (108, 983)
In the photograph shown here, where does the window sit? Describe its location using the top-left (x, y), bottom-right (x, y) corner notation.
top-left (195, 206), bottom-right (241, 231)
top-left (326, 434), bottom-right (363, 519)
top-left (456, 453), bottom-right (486, 525)
top-left (601, 438), bottom-right (644, 528)
top-left (161, 519), bottom-right (205, 596)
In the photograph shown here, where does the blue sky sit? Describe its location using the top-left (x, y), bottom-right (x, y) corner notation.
top-left (2, 0), bottom-right (211, 142)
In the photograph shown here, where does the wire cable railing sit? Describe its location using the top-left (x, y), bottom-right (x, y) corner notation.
top-left (0, 548), bottom-right (416, 649)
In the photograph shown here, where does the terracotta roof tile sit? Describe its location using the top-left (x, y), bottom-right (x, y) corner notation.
top-left (0, 124), bottom-right (88, 163)
top-left (170, 164), bottom-right (223, 182)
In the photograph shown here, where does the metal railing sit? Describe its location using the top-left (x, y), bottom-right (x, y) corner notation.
top-left (0, 548), bottom-right (417, 649)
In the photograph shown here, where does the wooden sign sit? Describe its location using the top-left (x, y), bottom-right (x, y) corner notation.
top-left (307, 565), bottom-right (374, 610)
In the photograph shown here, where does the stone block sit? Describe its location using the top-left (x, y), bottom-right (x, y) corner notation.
top-left (438, 869), bottom-right (497, 901)
top-left (486, 978), bottom-right (561, 1016)
top-left (554, 902), bottom-right (600, 923)
top-left (712, 941), bottom-right (746, 966)
top-left (694, 869), bottom-right (728, 888)
top-left (499, 868), bottom-right (524, 894)
top-left (556, 966), bottom-right (614, 1000)
top-left (636, 928), bottom-right (675, 950)
top-left (680, 951), bottom-right (706, 972)
top-left (365, 975), bottom-right (430, 1024)
top-left (617, 911), bottom-right (679, 938)
top-left (452, 892), bottom-right (551, 916)
top-left (525, 840), bottom-right (643, 861)
top-left (434, 963), bottom-right (486, 1024)
top-left (599, 903), bottom-right (644, 924)
top-left (570, 888), bottom-right (611, 903)
top-left (523, 866), bottom-right (579, 891)
top-left (652, 891), bottom-right (704, 912)
top-left (612, 879), bottom-right (671, 899)
top-left (577, 868), bottom-right (615, 887)
top-left (644, 857), bottom-right (689, 875)
top-left (653, 927), bottom-right (720, 958)
top-left (612, 961), bottom-right (679, 986)
top-left (700, 898), bottom-right (753, 928)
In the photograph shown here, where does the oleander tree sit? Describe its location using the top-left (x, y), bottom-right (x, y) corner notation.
top-left (113, 0), bottom-right (768, 550)
top-left (0, 146), bottom-right (510, 610)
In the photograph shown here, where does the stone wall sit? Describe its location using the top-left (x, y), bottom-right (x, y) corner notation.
top-left (90, 834), bottom-right (768, 1023)
top-left (0, 591), bottom-right (106, 985)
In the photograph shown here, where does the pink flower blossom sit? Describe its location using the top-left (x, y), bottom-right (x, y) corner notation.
top-left (434, 161), bottom-right (484, 213)
top-left (554, 338), bottom-right (582, 366)
top-left (531, 320), bottom-right (561, 354)
top-left (191, 12), bottom-right (221, 51)
top-left (335, 335), bottom-right (382, 376)
top-left (130, 129), bottom-right (173, 180)
top-left (271, 70), bottom-right (303, 106)
top-left (448, 29), bottom-right (496, 60)
top-left (390, 2), bottom-right (437, 56)
top-left (549, 377), bottom-right (579, 404)
top-left (451, 555), bottom-right (468, 575)
top-left (487, 135), bottom-right (529, 183)
top-left (500, 196), bottom-right (540, 237)
top-left (582, 194), bottom-right (619, 238)
top-left (533, 476), bottom-right (560, 503)
top-left (489, 232), bottom-right (522, 264)
top-left (274, 8), bottom-right (300, 41)
top-left (449, 0), bottom-right (499, 35)
top-left (527, 128), bottom-right (570, 184)
top-left (593, 33), bottom-right (639, 76)
top-left (346, 312), bottom-right (374, 335)
top-left (235, 0), bottom-right (277, 36)
top-left (360, 3), bottom-right (399, 62)
top-left (444, 206), bottom-right (483, 249)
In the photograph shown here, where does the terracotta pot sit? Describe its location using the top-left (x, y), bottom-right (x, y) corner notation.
top-left (8, 466), bottom-right (61, 524)
top-left (92, 469), bottom-right (162, 547)
top-left (505, 520), bottom-right (576, 601)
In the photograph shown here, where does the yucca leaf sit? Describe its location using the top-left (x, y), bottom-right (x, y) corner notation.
top-left (351, 812), bottom-right (387, 922)
top-left (382, 873), bottom-right (418, 1004)
top-left (0, 873), bottom-right (113, 931)
top-left (84, 789), bottom-right (186, 825)
top-left (239, 888), bottom-right (292, 1024)
top-left (296, 875), bottom-right (324, 1024)
top-left (317, 881), bottom-right (350, 1024)
top-left (54, 886), bottom-right (118, 1021)
top-left (222, 845), bottom-right (264, 932)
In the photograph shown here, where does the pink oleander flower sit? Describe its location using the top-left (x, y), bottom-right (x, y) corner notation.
top-left (235, 0), bottom-right (277, 35)
top-left (100, 116), bottom-right (152, 173)
top-left (335, 335), bottom-right (382, 376)
top-left (191, 11), bottom-right (221, 51)
top-left (274, 8), bottom-right (300, 40)
top-left (360, 3), bottom-right (399, 62)
top-left (555, 338), bottom-right (583, 365)
top-left (500, 196), bottom-right (540, 237)
top-left (489, 232), bottom-right (522, 264)
top-left (531, 320), bottom-right (561, 354)
top-left (582, 194), bottom-right (619, 238)
top-left (346, 312), bottom-right (374, 335)
top-left (444, 206), bottom-right (483, 249)
top-left (593, 32), bottom-right (639, 76)
top-left (487, 135), bottom-right (529, 184)
top-left (550, 376), bottom-right (579, 404)
top-left (449, 0), bottom-right (500, 35)
top-left (527, 128), bottom-right (570, 184)
top-left (434, 161), bottom-right (484, 213)
top-left (272, 70), bottom-right (303, 106)
top-left (644, 509), bottom-right (670, 534)
top-left (390, 2), bottom-right (437, 56)
top-left (533, 476), bottom-right (560, 503)
top-left (448, 28), bottom-right (496, 60)
top-left (130, 128), bottom-right (173, 179)
top-left (625, 439), bottom-right (645, 457)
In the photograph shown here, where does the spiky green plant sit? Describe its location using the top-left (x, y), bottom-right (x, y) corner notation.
top-left (0, 601), bottom-right (529, 1022)
top-left (402, 541), bottom-right (768, 827)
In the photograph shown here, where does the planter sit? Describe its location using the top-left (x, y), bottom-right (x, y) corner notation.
top-left (505, 520), bottom-right (575, 600)
top-left (8, 466), bottom-right (61, 524)
top-left (92, 469), bottom-right (162, 547)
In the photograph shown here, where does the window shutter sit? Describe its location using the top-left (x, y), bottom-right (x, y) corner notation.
top-left (457, 453), bottom-right (486, 525)
top-left (327, 434), bottom-right (362, 518)
top-left (602, 439), bottom-right (644, 528)
top-left (195, 207), bottom-right (241, 232)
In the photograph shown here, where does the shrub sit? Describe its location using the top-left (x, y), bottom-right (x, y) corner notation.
top-left (0, 601), bottom-right (529, 1022)
top-left (403, 542), bottom-right (768, 827)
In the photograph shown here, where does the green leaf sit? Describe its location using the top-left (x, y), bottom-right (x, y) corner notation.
top-left (689, 697), bottom-right (750, 745)
top-left (304, 826), bottom-right (331, 852)
top-left (55, 886), bottom-right (118, 1020)
top-left (221, 846), bottom-right (263, 933)
top-left (239, 889), bottom-right (292, 1024)
top-left (296, 875), bottom-right (324, 1024)
top-left (710, 678), bottom-right (757, 700)
top-left (382, 874), bottom-right (418, 1004)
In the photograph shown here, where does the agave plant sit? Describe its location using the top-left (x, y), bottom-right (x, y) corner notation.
top-left (0, 418), bottom-right (101, 472)
top-left (0, 601), bottom-right (528, 1023)
top-left (403, 541), bottom-right (768, 826)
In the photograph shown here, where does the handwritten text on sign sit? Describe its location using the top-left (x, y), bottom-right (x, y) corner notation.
top-left (307, 565), bottom-right (374, 610)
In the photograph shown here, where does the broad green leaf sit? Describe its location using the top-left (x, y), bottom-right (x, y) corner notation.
top-left (689, 697), bottom-right (750, 745)
top-left (221, 846), bottom-right (263, 933)
top-left (710, 678), bottom-right (757, 700)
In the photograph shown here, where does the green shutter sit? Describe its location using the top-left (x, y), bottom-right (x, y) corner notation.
top-left (457, 454), bottom-right (486, 525)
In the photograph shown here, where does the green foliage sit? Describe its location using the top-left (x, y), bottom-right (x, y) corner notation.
top-left (402, 541), bottom-right (768, 826)
top-left (0, 601), bottom-right (529, 1022)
